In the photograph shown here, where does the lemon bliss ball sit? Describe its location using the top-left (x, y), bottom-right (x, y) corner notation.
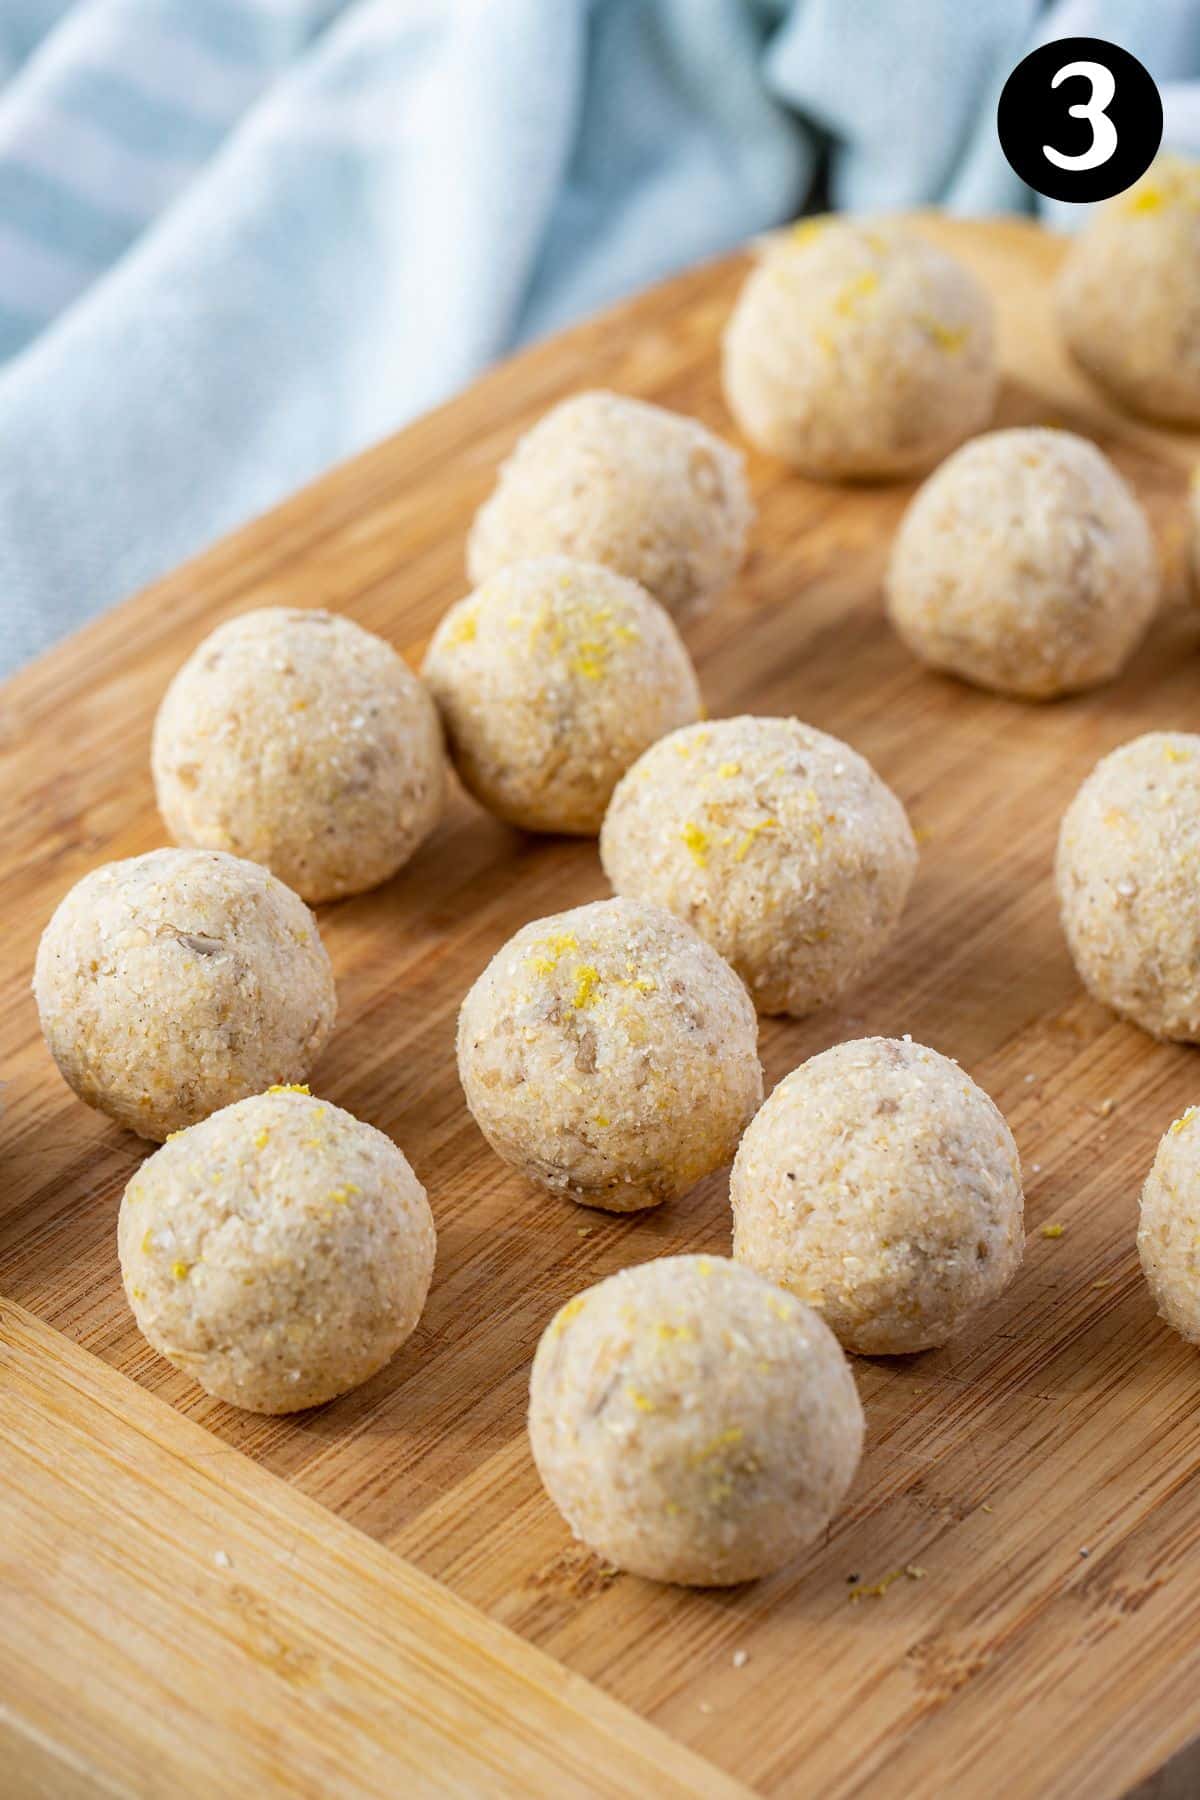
top-left (730, 1038), bottom-right (1024, 1355)
top-left (421, 558), bottom-right (701, 835)
top-left (457, 898), bottom-right (761, 1212)
top-left (885, 428), bottom-right (1158, 700)
top-left (34, 849), bottom-right (335, 1141)
top-left (466, 391), bottom-right (753, 619)
top-left (1139, 1107), bottom-right (1200, 1343)
top-left (1057, 732), bottom-right (1200, 1041)
top-left (599, 716), bottom-right (916, 1017)
top-left (118, 1087), bottom-right (436, 1413)
top-left (721, 217), bottom-right (996, 480)
top-left (528, 1254), bottom-right (863, 1586)
top-left (1057, 156), bottom-right (1200, 424)
top-left (153, 607), bottom-right (446, 903)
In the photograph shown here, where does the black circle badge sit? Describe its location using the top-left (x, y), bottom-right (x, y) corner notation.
top-left (997, 37), bottom-right (1163, 204)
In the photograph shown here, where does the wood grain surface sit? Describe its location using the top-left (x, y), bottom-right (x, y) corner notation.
top-left (3, 214), bottom-right (1200, 1798)
top-left (0, 1295), bottom-right (741, 1799)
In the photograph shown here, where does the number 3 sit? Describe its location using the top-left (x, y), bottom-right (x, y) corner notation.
top-left (1043, 59), bottom-right (1119, 171)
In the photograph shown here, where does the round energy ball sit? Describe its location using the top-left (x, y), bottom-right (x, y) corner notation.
top-left (118, 1087), bottom-right (435, 1412)
top-left (721, 217), bottom-right (996, 479)
top-left (731, 1038), bottom-right (1024, 1355)
top-left (1056, 732), bottom-right (1200, 1041)
top-left (34, 849), bottom-right (335, 1141)
top-left (457, 897), bottom-right (761, 1212)
top-left (599, 716), bottom-right (916, 1017)
top-left (153, 607), bottom-right (446, 903)
top-left (885, 428), bottom-right (1158, 700)
top-left (421, 557), bottom-right (701, 834)
top-left (528, 1254), bottom-right (863, 1586)
top-left (1057, 156), bottom-right (1200, 424)
top-left (1139, 1106), bottom-right (1200, 1343)
top-left (466, 391), bottom-right (753, 619)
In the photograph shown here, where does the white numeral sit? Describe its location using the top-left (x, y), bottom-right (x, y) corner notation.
top-left (1043, 59), bottom-right (1119, 171)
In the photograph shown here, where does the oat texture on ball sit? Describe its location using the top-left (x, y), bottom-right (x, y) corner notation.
top-left (34, 848), bottom-right (336, 1141)
top-left (1139, 1106), bottom-right (1200, 1344)
top-left (528, 1254), bottom-right (863, 1585)
top-left (599, 716), bottom-right (916, 1016)
top-left (731, 1038), bottom-right (1025, 1355)
top-left (721, 217), bottom-right (996, 479)
top-left (885, 428), bottom-right (1158, 700)
top-left (1058, 156), bottom-right (1200, 425)
top-left (457, 897), bottom-right (761, 1212)
top-left (118, 1086), bottom-right (435, 1413)
top-left (1057, 732), bottom-right (1200, 1041)
top-left (422, 557), bottom-right (701, 834)
top-left (466, 391), bottom-right (752, 619)
top-left (153, 607), bottom-right (446, 903)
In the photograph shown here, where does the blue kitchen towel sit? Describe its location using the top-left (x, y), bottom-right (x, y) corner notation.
top-left (0, 0), bottom-right (1196, 676)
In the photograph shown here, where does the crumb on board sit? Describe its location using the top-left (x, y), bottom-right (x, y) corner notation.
top-left (1097, 1098), bottom-right (1118, 1118)
top-left (213, 1549), bottom-right (233, 1570)
top-left (1040, 1223), bottom-right (1066, 1240)
top-left (848, 1564), bottom-right (928, 1603)
top-left (732, 1649), bottom-right (750, 1669)
top-left (981, 1503), bottom-right (994, 1514)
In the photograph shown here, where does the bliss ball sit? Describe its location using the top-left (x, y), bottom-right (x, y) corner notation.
top-left (118, 1087), bottom-right (435, 1413)
top-left (599, 716), bottom-right (916, 1017)
top-left (731, 1038), bottom-right (1024, 1355)
top-left (1058, 156), bottom-right (1200, 424)
top-left (721, 218), bottom-right (996, 479)
top-left (153, 607), bottom-right (446, 903)
top-left (885, 428), bottom-right (1158, 700)
top-left (1139, 1107), bottom-right (1200, 1342)
top-left (1057, 732), bottom-right (1200, 1041)
top-left (528, 1254), bottom-right (863, 1586)
top-left (34, 849), bottom-right (335, 1141)
top-left (457, 897), bottom-right (761, 1212)
top-left (421, 558), bottom-right (701, 835)
top-left (466, 391), bottom-right (752, 619)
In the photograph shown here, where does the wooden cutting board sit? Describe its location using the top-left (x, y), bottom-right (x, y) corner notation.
top-left (3, 214), bottom-right (1200, 1800)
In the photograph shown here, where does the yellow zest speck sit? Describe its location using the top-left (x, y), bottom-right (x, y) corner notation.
top-left (553, 1297), bottom-right (587, 1334)
top-left (833, 270), bottom-right (879, 316)
top-left (267, 1083), bottom-right (310, 1097)
top-left (254, 1130), bottom-right (270, 1151)
top-left (919, 316), bottom-right (968, 352)
top-left (682, 821), bottom-right (710, 867)
top-left (718, 761), bottom-right (741, 779)
top-left (1127, 184), bottom-right (1164, 213)
top-left (768, 1297), bottom-right (793, 1321)
top-left (446, 608), bottom-right (478, 647)
top-left (593, 1114), bottom-right (610, 1128)
top-left (1171, 1108), bottom-right (1197, 1135)
top-left (1040, 1223), bottom-right (1065, 1240)
top-left (527, 931), bottom-right (580, 977)
top-left (172, 1261), bottom-right (190, 1281)
top-left (626, 1386), bottom-right (655, 1413)
top-left (791, 216), bottom-right (828, 246)
top-left (131, 1286), bottom-right (144, 1300)
top-left (694, 1426), bottom-right (743, 1463)
top-left (1165, 744), bottom-right (1190, 763)
top-left (847, 1567), bottom-right (907, 1603)
top-left (572, 965), bottom-right (601, 1009)
top-left (733, 817), bottom-right (778, 862)
top-left (654, 1321), bottom-right (695, 1344)
top-left (165, 1129), bottom-right (184, 1142)
top-left (141, 1230), bottom-right (154, 1254)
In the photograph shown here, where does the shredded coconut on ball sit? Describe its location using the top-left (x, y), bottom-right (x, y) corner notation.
top-left (886, 428), bottom-right (1158, 700)
top-left (528, 1254), bottom-right (863, 1585)
top-left (1057, 732), bottom-right (1200, 1041)
top-left (600, 716), bottom-right (916, 1016)
top-left (457, 897), bottom-right (761, 1211)
top-left (34, 849), bottom-right (335, 1140)
top-left (1058, 155), bottom-right (1200, 425)
top-left (722, 217), bottom-right (996, 479)
top-left (118, 1087), bottom-right (436, 1413)
top-left (154, 607), bottom-right (446, 903)
top-left (731, 1037), bottom-right (1024, 1355)
top-left (466, 391), bottom-right (752, 618)
top-left (1140, 1106), bottom-right (1200, 1343)
top-left (422, 557), bottom-right (701, 834)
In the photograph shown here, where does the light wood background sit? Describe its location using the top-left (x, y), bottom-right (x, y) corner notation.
top-left (3, 215), bottom-right (1200, 1798)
